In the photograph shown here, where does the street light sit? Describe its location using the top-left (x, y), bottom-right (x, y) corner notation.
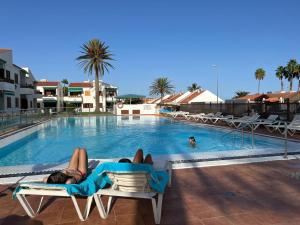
top-left (212, 64), bottom-right (219, 104)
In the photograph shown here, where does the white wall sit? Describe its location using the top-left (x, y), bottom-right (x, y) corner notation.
top-left (115, 104), bottom-right (158, 115)
top-left (189, 90), bottom-right (224, 103)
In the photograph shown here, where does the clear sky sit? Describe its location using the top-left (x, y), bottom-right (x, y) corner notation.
top-left (1, 0), bottom-right (300, 99)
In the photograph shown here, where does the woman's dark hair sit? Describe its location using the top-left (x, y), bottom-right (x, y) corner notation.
top-left (118, 158), bottom-right (132, 163)
top-left (189, 136), bottom-right (195, 141)
top-left (47, 171), bottom-right (71, 184)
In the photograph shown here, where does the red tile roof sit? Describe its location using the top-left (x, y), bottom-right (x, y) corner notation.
top-left (0, 48), bottom-right (11, 53)
top-left (35, 81), bottom-right (60, 86)
top-left (179, 91), bottom-right (204, 104)
top-left (69, 82), bottom-right (93, 88)
top-left (237, 92), bottom-right (299, 101)
top-left (162, 93), bottom-right (183, 103)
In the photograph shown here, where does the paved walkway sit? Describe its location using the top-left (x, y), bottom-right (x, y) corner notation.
top-left (1, 159), bottom-right (300, 225)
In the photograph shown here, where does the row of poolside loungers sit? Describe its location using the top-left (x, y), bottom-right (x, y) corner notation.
top-left (164, 111), bottom-right (300, 136)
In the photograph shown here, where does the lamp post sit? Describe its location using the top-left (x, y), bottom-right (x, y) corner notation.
top-left (212, 64), bottom-right (219, 104)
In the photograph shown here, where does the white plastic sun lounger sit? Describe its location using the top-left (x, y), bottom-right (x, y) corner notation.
top-left (251, 115), bottom-right (279, 130)
top-left (205, 112), bottom-right (223, 123)
top-left (93, 167), bottom-right (170, 224)
top-left (15, 183), bottom-right (93, 221)
top-left (227, 114), bottom-right (260, 128)
top-left (185, 113), bottom-right (205, 120)
top-left (14, 160), bottom-right (100, 221)
top-left (266, 114), bottom-right (300, 135)
top-left (172, 111), bottom-right (189, 118)
top-left (212, 115), bottom-right (234, 124)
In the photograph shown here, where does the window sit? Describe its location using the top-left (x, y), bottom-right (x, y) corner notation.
top-left (37, 103), bottom-right (41, 108)
top-left (83, 103), bottom-right (93, 108)
top-left (30, 101), bottom-right (33, 108)
top-left (7, 97), bottom-right (11, 108)
top-left (14, 73), bottom-right (19, 84)
top-left (15, 98), bottom-right (19, 108)
top-left (6, 70), bottom-right (10, 79)
top-left (84, 91), bottom-right (91, 96)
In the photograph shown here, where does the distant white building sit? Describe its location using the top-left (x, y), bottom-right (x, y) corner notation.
top-left (35, 80), bottom-right (64, 112)
top-left (151, 89), bottom-right (224, 105)
top-left (65, 81), bottom-right (118, 112)
top-left (0, 49), bottom-right (37, 112)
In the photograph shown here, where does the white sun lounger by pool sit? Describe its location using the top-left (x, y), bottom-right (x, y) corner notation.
top-left (212, 115), bottom-right (234, 124)
top-left (266, 114), bottom-right (300, 135)
top-left (14, 160), bottom-right (100, 221)
top-left (93, 167), bottom-right (170, 224)
top-left (15, 183), bottom-right (93, 221)
top-left (171, 111), bottom-right (189, 118)
top-left (185, 113), bottom-right (205, 120)
top-left (227, 114), bottom-right (260, 128)
top-left (251, 114), bottom-right (279, 130)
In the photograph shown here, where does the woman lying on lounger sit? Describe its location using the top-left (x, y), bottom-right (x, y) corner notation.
top-left (44, 147), bottom-right (88, 184)
top-left (44, 148), bottom-right (153, 184)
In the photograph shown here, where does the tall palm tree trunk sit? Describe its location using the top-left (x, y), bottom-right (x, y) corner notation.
top-left (258, 80), bottom-right (260, 93)
top-left (281, 80), bottom-right (284, 92)
top-left (94, 67), bottom-right (100, 112)
top-left (160, 93), bottom-right (163, 105)
top-left (290, 79), bottom-right (293, 92)
top-left (298, 79), bottom-right (300, 92)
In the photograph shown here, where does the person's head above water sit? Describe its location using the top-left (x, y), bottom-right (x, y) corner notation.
top-left (189, 136), bottom-right (196, 145)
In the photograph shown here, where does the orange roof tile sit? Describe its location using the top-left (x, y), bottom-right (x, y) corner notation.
top-left (35, 81), bottom-right (60, 86)
top-left (69, 82), bottom-right (93, 88)
top-left (162, 93), bottom-right (183, 103)
top-left (179, 91), bottom-right (204, 104)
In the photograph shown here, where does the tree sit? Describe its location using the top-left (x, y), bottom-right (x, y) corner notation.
top-left (61, 79), bottom-right (69, 96)
top-left (149, 77), bottom-right (174, 103)
top-left (275, 66), bottom-right (285, 92)
top-left (76, 39), bottom-right (114, 112)
top-left (187, 83), bottom-right (201, 92)
top-left (285, 59), bottom-right (300, 92)
top-left (255, 68), bottom-right (265, 93)
top-left (234, 91), bottom-right (250, 99)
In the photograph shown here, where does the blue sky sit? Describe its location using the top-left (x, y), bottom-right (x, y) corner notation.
top-left (1, 0), bottom-right (300, 99)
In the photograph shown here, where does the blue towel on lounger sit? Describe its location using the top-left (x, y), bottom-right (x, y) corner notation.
top-left (13, 162), bottom-right (169, 198)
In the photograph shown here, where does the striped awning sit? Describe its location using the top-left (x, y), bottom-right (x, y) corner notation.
top-left (4, 90), bottom-right (15, 96)
top-left (68, 87), bottom-right (83, 92)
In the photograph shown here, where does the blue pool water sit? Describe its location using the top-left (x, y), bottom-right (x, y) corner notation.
top-left (0, 116), bottom-right (286, 166)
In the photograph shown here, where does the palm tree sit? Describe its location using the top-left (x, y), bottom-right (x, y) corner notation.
top-left (76, 39), bottom-right (114, 112)
top-left (255, 68), bottom-right (266, 93)
top-left (285, 59), bottom-right (300, 92)
top-left (234, 91), bottom-right (250, 99)
top-left (61, 79), bottom-right (69, 96)
top-left (275, 66), bottom-right (285, 92)
top-left (149, 77), bottom-right (174, 103)
top-left (187, 83), bottom-right (201, 92)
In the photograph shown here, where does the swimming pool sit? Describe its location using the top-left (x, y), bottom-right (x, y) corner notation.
top-left (0, 116), bottom-right (296, 166)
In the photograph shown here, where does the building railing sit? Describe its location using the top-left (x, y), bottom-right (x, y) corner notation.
top-left (20, 84), bottom-right (34, 89)
top-left (0, 77), bottom-right (14, 84)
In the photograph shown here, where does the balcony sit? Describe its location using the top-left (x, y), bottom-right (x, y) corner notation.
top-left (64, 96), bottom-right (83, 103)
top-left (0, 78), bottom-right (15, 91)
top-left (20, 84), bottom-right (35, 95)
top-left (42, 96), bottom-right (57, 102)
top-left (106, 96), bottom-right (117, 102)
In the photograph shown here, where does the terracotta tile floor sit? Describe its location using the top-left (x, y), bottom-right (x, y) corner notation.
top-left (1, 159), bottom-right (300, 225)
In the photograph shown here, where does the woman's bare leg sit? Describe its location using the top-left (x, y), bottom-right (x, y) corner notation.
top-left (133, 149), bottom-right (144, 163)
top-left (67, 148), bottom-right (80, 170)
top-left (78, 148), bottom-right (88, 174)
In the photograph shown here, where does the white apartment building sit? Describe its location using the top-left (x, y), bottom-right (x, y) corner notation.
top-left (0, 49), bottom-right (37, 112)
top-left (36, 80), bottom-right (64, 112)
top-left (65, 81), bottom-right (118, 112)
